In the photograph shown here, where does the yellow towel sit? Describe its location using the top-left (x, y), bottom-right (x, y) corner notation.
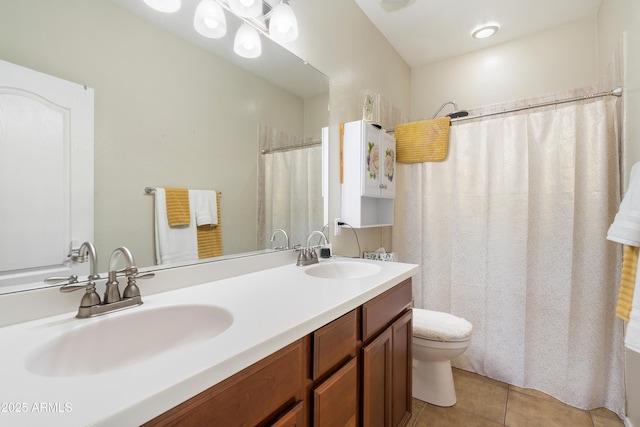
top-left (197, 192), bottom-right (223, 259)
top-left (395, 117), bottom-right (451, 163)
top-left (165, 188), bottom-right (190, 226)
top-left (616, 245), bottom-right (639, 321)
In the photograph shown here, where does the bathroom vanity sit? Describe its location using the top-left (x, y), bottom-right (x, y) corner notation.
top-left (0, 253), bottom-right (418, 426)
top-left (144, 278), bottom-right (412, 427)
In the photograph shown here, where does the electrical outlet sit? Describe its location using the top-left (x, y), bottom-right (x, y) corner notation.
top-left (334, 218), bottom-right (342, 236)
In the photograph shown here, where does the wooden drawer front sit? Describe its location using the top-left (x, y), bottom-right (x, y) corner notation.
top-left (313, 357), bottom-right (358, 427)
top-left (269, 401), bottom-right (304, 427)
top-left (313, 309), bottom-right (357, 380)
top-left (362, 279), bottom-right (412, 342)
top-left (144, 339), bottom-right (304, 427)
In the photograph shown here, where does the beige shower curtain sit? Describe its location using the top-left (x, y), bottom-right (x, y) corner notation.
top-left (257, 124), bottom-right (323, 250)
top-left (393, 93), bottom-right (625, 416)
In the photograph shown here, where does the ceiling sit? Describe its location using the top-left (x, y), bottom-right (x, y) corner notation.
top-left (353, 0), bottom-right (602, 68)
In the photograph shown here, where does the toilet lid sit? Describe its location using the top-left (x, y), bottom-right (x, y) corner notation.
top-left (412, 308), bottom-right (473, 342)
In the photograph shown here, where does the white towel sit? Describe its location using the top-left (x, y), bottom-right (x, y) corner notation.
top-left (191, 190), bottom-right (218, 226)
top-left (154, 188), bottom-right (199, 265)
top-left (607, 162), bottom-right (640, 245)
top-left (608, 162), bottom-right (640, 351)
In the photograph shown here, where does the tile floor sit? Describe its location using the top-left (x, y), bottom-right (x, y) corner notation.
top-left (408, 368), bottom-right (624, 427)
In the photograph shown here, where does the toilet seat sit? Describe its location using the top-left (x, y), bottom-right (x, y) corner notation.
top-left (413, 309), bottom-right (472, 342)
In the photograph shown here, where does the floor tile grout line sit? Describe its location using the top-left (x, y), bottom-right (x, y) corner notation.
top-left (503, 386), bottom-right (510, 426)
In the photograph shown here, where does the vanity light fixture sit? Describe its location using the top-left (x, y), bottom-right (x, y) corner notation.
top-left (234, 22), bottom-right (262, 58)
top-left (229, 0), bottom-right (262, 18)
top-left (268, 0), bottom-right (298, 43)
top-left (142, 0), bottom-right (299, 59)
top-left (143, 0), bottom-right (181, 13)
top-left (471, 24), bottom-right (500, 39)
top-left (194, 0), bottom-right (227, 38)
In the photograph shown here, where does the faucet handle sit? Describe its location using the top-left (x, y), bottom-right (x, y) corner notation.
top-left (123, 269), bottom-right (154, 299)
top-left (45, 274), bottom-right (78, 286)
top-left (56, 276), bottom-right (102, 307)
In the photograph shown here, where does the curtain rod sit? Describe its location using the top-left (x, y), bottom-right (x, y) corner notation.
top-left (261, 140), bottom-right (321, 155)
top-left (450, 86), bottom-right (623, 123)
top-left (387, 87), bottom-right (623, 133)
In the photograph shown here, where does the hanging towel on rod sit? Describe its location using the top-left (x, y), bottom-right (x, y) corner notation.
top-left (165, 188), bottom-right (190, 226)
top-left (607, 161), bottom-right (640, 350)
top-left (194, 191), bottom-right (223, 259)
top-left (154, 188), bottom-right (198, 265)
top-left (192, 190), bottom-right (218, 226)
top-left (394, 117), bottom-right (451, 162)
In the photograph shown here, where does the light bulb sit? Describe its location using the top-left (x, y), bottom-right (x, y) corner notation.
top-left (269, 2), bottom-right (298, 43)
top-left (229, 0), bottom-right (262, 18)
top-left (144, 0), bottom-right (181, 13)
top-left (234, 23), bottom-right (262, 58)
top-left (194, 0), bottom-right (226, 38)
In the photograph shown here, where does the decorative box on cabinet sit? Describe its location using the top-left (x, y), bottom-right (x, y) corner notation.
top-left (341, 120), bottom-right (396, 228)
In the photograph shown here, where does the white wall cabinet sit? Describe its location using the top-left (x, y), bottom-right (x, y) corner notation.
top-left (341, 120), bottom-right (395, 228)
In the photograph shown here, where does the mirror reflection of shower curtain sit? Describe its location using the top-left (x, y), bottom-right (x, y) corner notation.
top-left (258, 125), bottom-right (323, 250)
top-left (393, 91), bottom-right (625, 417)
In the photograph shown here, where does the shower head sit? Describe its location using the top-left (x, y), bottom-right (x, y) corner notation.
top-left (447, 109), bottom-right (469, 119)
top-left (431, 101), bottom-right (469, 120)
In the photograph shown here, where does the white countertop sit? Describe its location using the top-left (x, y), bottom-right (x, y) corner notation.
top-left (0, 257), bottom-right (418, 426)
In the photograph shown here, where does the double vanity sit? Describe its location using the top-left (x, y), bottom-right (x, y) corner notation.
top-left (0, 251), bottom-right (418, 426)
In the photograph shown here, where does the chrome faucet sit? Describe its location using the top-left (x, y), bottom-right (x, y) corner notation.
top-left (270, 229), bottom-right (290, 250)
top-left (297, 231), bottom-right (328, 266)
top-left (48, 244), bottom-right (154, 318)
top-left (104, 246), bottom-right (135, 303)
top-left (48, 241), bottom-right (102, 312)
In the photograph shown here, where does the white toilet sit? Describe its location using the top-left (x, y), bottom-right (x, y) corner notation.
top-left (412, 308), bottom-right (473, 407)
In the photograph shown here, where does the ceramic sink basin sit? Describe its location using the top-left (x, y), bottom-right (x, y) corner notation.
top-left (304, 261), bottom-right (382, 279)
top-left (26, 304), bottom-right (233, 377)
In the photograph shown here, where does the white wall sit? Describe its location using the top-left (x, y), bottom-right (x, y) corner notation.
top-left (411, 18), bottom-right (598, 121)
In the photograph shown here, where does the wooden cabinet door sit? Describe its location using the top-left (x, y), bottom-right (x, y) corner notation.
top-left (313, 357), bottom-right (358, 427)
top-left (391, 311), bottom-right (412, 427)
top-left (362, 327), bottom-right (393, 427)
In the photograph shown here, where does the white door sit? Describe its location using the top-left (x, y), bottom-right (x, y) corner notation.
top-left (0, 60), bottom-right (94, 292)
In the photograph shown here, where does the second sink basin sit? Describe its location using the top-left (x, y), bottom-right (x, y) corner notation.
top-left (304, 260), bottom-right (382, 279)
top-left (26, 304), bottom-right (233, 377)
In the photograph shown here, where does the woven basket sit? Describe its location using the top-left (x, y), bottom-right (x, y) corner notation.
top-left (395, 117), bottom-right (451, 162)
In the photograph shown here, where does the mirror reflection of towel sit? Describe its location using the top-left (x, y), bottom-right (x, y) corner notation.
top-left (192, 190), bottom-right (218, 226)
top-left (154, 188), bottom-right (198, 265)
top-left (165, 188), bottom-right (190, 226)
top-left (195, 191), bottom-right (222, 259)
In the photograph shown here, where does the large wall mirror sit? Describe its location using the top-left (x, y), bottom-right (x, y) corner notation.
top-left (0, 0), bottom-right (328, 294)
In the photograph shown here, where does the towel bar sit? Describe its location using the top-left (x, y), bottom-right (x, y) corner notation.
top-left (144, 187), bottom-right (222, 196)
